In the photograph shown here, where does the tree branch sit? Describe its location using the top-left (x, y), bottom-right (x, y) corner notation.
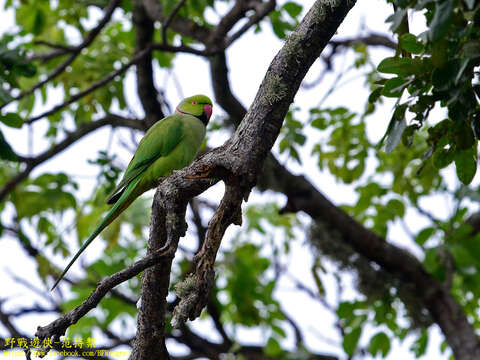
top-left (142, 0), bottom-right (211, 44)
top-left (329, 32), bottom-right (396, 49)
top-left (35, 244), bottom-right (176, 341)
top-left (162, 0), bottom-right (188, 44)
top-left (26, 49), bottom-right (71, 63)
top-left (0, 0), bottom-right (120, 111)
top-left (0, 115), bottom-right (144, 203)
top-left (223, 0), bottom-right (276, 49)
top-left (132, 0), bottom-right (165, 128)
top-left (25, 47), bottom-right (151, 125)
top-left (259, 154), bottom-right (480, 360)
top-left (172, 185), bottom-right (243, 327)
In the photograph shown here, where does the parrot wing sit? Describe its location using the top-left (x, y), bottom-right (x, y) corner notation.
top-left (107, 115), bottom-right (184, 204)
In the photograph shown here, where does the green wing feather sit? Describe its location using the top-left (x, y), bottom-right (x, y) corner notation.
top-left (107, 115), bottom-right (184, 204)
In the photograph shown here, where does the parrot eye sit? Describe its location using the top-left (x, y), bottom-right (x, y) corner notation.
top-left (192, 101), bottom-right (198, 105)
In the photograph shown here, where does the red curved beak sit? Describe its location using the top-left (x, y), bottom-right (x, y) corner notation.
top-left (204, 104), bottom-right (213, 120)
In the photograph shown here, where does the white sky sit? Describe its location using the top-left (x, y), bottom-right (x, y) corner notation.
top-left (0, 0), bottom-right (459, 359)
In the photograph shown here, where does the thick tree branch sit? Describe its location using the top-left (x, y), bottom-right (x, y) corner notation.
top-left (209, 52), bottom-right (247, 125)
top-left (132, 0), bottom-right (165, 128)
top-left (170, 325), bottom-right (339, 360)
top-left (329, 32), bottom-right (396, 49)
top-left (0, 115), bottom-right (143, 203)
top-left (0, 0), bottom-right (120, 111)
top-left (129, 183), bottom-right (187, 360)
top-left (259, 155), bottom-right (480, 360)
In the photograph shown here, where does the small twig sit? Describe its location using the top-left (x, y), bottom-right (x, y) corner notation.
top-left (25, 48), bottom-right (150, 125)
top-left (0, 302), bottom-right (25, 338)
top-left (5, 270), bottom-right (59, 307)
top-left (35, 244), bottom-right (176, 341)
top-left (223, 0), bottom-right (276, 48)
top-left (151, 42), bottom-right (212, 56)
top-left (32, 40), bottom-right (77, 52)
top-left (281, 307), bottom-right (304, 348)
top-left (329, 33), bottom-right (396, 50)
top-left (162, 0), bottom-right (188, 44)
top-left (8, 306), bottom-right (58, 317)
top-left (26, 49), bottom-right (70, 63)
top-left (303, 33), bottom-right (395, 90)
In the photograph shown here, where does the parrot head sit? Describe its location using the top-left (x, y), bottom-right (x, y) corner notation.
top-left (175, 95), bottom-right (213, 125)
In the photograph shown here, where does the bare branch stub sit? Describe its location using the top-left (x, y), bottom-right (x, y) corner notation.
top-left (171, 185), bottom-right (243, 327)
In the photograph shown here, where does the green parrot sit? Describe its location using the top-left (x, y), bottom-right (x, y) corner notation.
top-left (51, 94), bottom-right (213, 291)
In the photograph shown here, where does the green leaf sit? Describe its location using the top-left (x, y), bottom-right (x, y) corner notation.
top-left (0, 87), bottom-right (11, 104)
top-left (416, 227), bottom-right (436, 246)
top-left (429, 0), bottom-right (454, 42)
top-left (382, 77), bottom-right (411, 97)
top-left (15, 62), bottom-right (36, 77)
top-left (1, 112), bottom-right (23, 128)
top-left (282, 2), bottom-right (302, 19)
top-left (432, 147), bottom-right (454, 169)
top-left (386, 8), bottom-right (407, 33)
top-left (343, 327), bottom-right (362, 356)
top-left (402, 124), bottom-right (418, 147)
top-left (432, 60), bottom-right (458, 89)
top-left (337, 301), bottom-right (355, 319)
top-left (411, 329), bottom-right (428, 357)
top-left (454, 148), bottom-right (477, 185)
top-left (386, 199), bottom-right (405, 217)
top-left (368, 332), bottom-right (391, 357)
top-left (368, 87), bottom-right (383, 103)
top-left (0, 129), bottom-right (17, 161)
top-left (265, 337), bottom-right (284, 357)
top-left (399, 33), bottom-right (424, 54)
top-left (377, 57), bottom-right (415, 77)
top-left (33, 9), bottom-right (46, 35)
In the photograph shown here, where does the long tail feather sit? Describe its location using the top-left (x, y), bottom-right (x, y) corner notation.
top-left (51, 177), bottom-right (142, 291)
